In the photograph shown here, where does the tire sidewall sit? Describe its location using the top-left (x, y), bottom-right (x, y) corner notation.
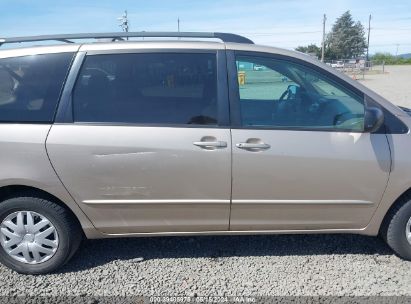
top-left (0, 197), bottom-right (72, 274)
top-left (387, 200), bottom-right (411, 260)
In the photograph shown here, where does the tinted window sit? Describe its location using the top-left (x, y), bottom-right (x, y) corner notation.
top-left (236, 56), bottom-right (365, 131)
top-left (73, 53), bottom-right (218, 125)
top-left (0, 53), bottom-right (73, 122)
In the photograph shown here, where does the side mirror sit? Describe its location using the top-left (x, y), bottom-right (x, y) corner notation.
top-left (364, 107), bottom-right (384, 133)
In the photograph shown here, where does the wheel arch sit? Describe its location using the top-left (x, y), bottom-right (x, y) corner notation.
top-left (379, 187), bottom-right (411, 234)
top-left (0, 184), bottom-right (98, 238)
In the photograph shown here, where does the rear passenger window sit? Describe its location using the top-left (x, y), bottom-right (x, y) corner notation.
top-left (0, 53), bottom-right (73, 123)
top-left (73, 53), bottom-right (218, 125)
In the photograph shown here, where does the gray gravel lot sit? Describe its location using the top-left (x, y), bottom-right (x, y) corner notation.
top-left (358, 65), bottom-right (411, 108)
top-left (1, 65), bottom-right (411, 298)
top-left (1, 234), bottom-right (411, 296)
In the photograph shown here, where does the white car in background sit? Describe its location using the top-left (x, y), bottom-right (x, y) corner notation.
top-left (331, 61), bottom-right (344, 68)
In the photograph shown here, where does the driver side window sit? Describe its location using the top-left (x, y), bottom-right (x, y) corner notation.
top-left (236, 55), bottom-right (365, 131)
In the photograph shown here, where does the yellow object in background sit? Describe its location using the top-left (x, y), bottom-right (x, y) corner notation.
top-left (238, 71), bottom-right (246, 85)
top-left (167, 74), bottom-right (175, 88)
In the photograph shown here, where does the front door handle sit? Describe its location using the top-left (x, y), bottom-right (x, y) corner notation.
top-left (193, 141), bottom-right (228, 149)
top-left (236, 142), bottom-right (271, 151)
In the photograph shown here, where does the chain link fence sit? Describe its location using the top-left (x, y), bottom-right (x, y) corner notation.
top-left (326, 59), bottom-right (386, 79)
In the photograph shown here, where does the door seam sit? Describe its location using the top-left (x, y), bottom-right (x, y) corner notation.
top-left (224, 44), bottom-right (234, 231)
top-left (228, 128), bottom-right (233, 230)
top-left (44, 125), bottom-right (97, 229)
top-left (365, 132), bottom-right (393, 227)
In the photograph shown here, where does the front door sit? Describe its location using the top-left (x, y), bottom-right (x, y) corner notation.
top-left (228, 52), bottom-right (391, 231)
top-left (47, 51), bottom-right (232, 234)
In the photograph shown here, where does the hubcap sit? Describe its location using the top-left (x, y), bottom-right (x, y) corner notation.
top-left (0, 211), bottom-right (59, 264)
top-left (407, 217), bottom-right (411, 246)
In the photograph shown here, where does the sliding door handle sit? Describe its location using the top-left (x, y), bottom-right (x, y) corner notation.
top-left (236, 142), bottom-right (271, 150)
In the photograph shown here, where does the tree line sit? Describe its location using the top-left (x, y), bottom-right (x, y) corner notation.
top-left (371, 53), bottom-right (411, 65)
top-left (295, 11), bottom-right (408, 63)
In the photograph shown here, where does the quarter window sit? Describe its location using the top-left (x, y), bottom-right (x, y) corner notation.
top-left (73, 53), bottom-right (218, 125)
top-left (236, 56), bottom-right (365, 131)
top-left (0, 53), bottom-right (73, 122)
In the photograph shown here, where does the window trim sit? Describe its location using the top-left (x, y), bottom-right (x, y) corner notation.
top-left (54, 51), bottom-right (86, 123)
top-left (55, 49), bottom-right (230, 128)
top-left (227, 50), bottom-right (369, 133)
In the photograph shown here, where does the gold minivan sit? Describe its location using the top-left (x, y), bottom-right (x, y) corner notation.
top-left (0, 32), bottom-right (410, 274)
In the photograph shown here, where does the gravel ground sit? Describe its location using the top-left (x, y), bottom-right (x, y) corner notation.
top-left (1, 234), bottom-right (411, 297)
top-left (1, 66), bottom-right (411, 298)
top-left (358, 65), bottom-right (411, 108)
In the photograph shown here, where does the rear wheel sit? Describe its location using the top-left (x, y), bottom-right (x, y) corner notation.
top-left (0, 196), bottom-right (82, 274)
top-left (381, 195), bottom-right (411, 260)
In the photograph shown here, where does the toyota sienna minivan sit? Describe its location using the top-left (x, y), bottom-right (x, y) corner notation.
top-left (0, 32), bottom-right (411, 274)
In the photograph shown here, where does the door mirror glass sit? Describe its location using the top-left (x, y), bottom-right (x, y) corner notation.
top-left (364, 107), bottom-right (384, 133)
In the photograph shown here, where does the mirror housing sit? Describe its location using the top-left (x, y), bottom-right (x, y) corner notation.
top-left (364, 107), bottom-right (384, 133)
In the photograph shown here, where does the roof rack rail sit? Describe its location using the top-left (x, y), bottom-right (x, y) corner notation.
top-left (0, 32), bottom-right (254, 47)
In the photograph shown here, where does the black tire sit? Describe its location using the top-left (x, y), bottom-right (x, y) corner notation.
top-left (380, 194), bottom-right (411, 260)
top-left (0, 196), bottom-right (83, 274)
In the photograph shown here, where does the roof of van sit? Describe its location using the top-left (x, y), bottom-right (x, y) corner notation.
top-left (0, 31), bottom-right (253, 46)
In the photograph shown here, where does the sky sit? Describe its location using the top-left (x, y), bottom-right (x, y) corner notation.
top-left (0, 0), bottom-right (410, 55)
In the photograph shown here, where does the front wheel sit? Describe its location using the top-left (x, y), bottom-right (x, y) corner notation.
top-left (381, 195), bottom-right (411, 260)
top-left (0, 196), bottom-right (83, 274)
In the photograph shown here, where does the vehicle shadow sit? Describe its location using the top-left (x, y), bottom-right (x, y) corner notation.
top-left (60, 233), bottom-right (394, 273)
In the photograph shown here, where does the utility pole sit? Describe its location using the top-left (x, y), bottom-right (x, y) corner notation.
top-left (321, 14), bottom-right (326, 62)
top-left (366, 14), bottom-right (372, 61)
top-left (177, 17), bottom-right (180, 33)
top-left (117, 10), bottom-right (130, 40)
top-left (396, 44), bottom-right (400, 56)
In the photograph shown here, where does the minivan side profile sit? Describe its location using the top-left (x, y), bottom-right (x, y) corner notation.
top-left (0, 32), bottom-right (411, 274)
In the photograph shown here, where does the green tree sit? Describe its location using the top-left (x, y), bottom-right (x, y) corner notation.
top-left (295, 44), bottom-right (321, 57)
top-left (325, 11), bottom-right (367, 60)
top-left (371, 52), bottom-right (411, 65)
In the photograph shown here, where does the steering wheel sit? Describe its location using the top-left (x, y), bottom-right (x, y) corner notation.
top-left (279, 85), bottom-right (297, 102)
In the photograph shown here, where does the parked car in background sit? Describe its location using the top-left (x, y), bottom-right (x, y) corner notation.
top-left (331, 60), bottom-right (345, 68)
top-left (1, 32), bottom-right (411, 274)
top-left (253, 64), bottom-right (265, 71)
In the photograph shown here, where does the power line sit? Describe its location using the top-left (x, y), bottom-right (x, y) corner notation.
top-left (372, 27), bottom-right (411, 31)
top-left (238, 31), bottom-right (321, 35)
top-left (372, 43), bottom-right (411, 46)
